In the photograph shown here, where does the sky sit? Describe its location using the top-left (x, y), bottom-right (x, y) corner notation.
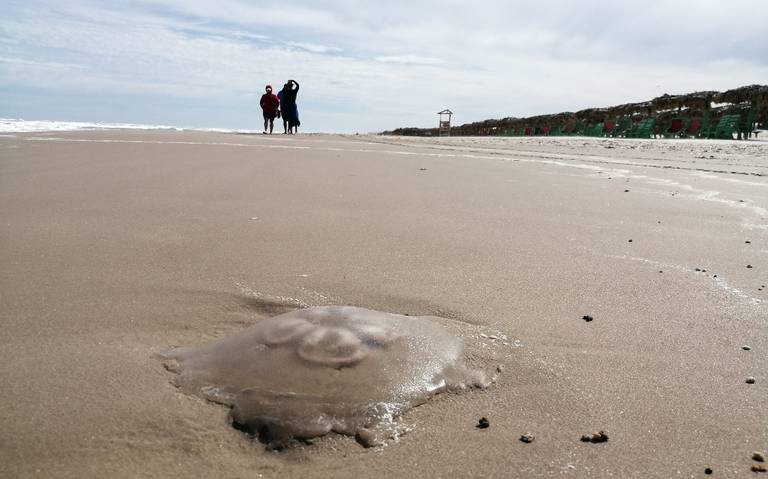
top-left (1, 0), bottom-right (767, 133)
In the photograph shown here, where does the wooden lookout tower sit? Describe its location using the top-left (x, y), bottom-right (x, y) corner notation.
top-left (438, 109), bottom-right (453, 137)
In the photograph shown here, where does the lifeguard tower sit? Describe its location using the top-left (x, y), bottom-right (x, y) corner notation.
top-left (438, 109), bottom-right (453, 137)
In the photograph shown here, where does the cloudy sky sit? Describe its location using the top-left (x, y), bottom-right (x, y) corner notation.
top-left (1, 0), bottom-right (767, 132)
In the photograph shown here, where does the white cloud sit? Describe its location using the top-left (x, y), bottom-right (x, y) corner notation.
top-left (375, 55), bottom-right (445, 66)
top-left (283, 41), bottom-right (341, 54)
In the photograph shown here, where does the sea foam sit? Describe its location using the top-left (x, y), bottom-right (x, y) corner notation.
top-left (0, 118), bottom-right (257, 134)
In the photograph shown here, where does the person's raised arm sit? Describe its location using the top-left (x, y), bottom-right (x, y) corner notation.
top-left (292, 80), bottom-right (300, 92)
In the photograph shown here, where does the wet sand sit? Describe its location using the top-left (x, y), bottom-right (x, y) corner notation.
top-left (1, 131), bottom-right (766, 478)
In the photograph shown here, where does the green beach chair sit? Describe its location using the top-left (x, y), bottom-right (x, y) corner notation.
top-left (709, 114), bottom-right (740, 139)
top-left (629, 118), bottom-right (655, 138)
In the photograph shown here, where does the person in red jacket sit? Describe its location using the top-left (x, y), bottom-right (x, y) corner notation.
top-left (259, 85), bottom-right (280, 134)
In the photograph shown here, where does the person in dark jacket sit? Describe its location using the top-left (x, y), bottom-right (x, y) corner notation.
top-left (259, 85), bottom-right (280, 134)
top-left (279, 80), bottom-right (300, 134)
top-left (277, 87), bottom-right (288, 134)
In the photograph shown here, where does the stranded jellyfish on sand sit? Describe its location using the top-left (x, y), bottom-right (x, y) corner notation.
top-left (159, 306), bottom-right (490, 445)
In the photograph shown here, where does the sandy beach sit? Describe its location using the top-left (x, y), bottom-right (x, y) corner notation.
top-left (1, 130), bottom-right (766, 478)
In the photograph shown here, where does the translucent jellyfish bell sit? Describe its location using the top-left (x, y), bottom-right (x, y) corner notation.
top-left (159, 306), bottom-right (488, 444)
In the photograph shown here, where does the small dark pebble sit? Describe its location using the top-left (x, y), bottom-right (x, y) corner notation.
top-left (713, 275), bottom-right (717, 278)
top-left (695, 268), bottom-right (701, 272)
top-left (419, 168), bottom-right (427, 171)
top-left (747, 265), bottom-right (753, 269)
top-left (742, 345), bottom-right (751, 351)
top-left (520, 433), bottom-right (535, 443)
top-left (739, 199), bottom-right (745, 203)
top-left (746, 377), bottom-right (756, 384)
top-left (580, 431), bottom-right (608, 443)
top-left (659, 270), bottom-right (664, 273)
top-left (628, 239), bottom-right (633, 243)
top-left (705, 467), bottom-right (713, 475)
top-left (477, 417), bottom-right (490, 429)
top-left (624, 189), bottom-right (630, 193)
top-left (582, 315), bottom-right (594, 322)
top-left (753, 452), bottom-right (766, 462)
top-left (752, 464), bottom-right (767, 473)
top-left (745, 240), bottom-right (751, 244)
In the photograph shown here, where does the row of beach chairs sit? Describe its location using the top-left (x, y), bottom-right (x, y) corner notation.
top-left (502, 113), bottom-right (761, 140)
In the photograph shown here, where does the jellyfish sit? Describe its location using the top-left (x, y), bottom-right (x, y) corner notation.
top-left (159, 306), bottom-right (489, 445)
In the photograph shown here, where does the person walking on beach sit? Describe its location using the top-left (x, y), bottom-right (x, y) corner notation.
top-left (279, 80), bottom-right (300, 134)
top-left (277, 87), bottom-right (288, 134)
top-left (260, 84), bottom-right (280, 134)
